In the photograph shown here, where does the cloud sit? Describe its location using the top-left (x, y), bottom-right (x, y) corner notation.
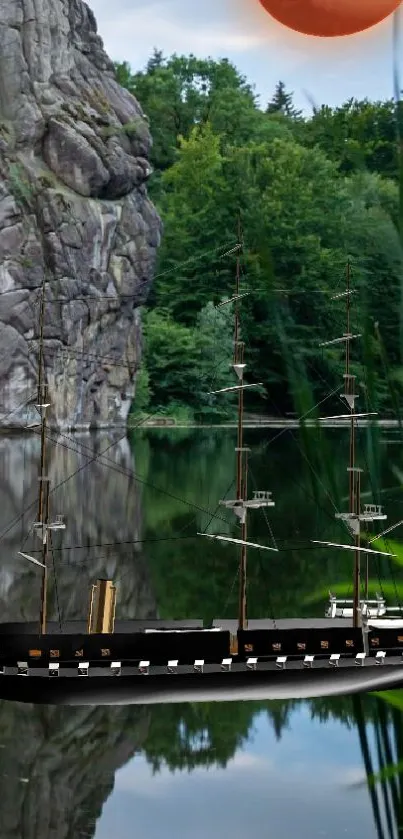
top-left (114, 750), bottom-right (270, 797)
top-left (86, 0), bottom-right (400, 131)
top-left (340, 767), bottom-right (368, 787)
top-left (112, 746), bottom-right (365, 801)
top-left (87, 0), bottom-right (273, 68)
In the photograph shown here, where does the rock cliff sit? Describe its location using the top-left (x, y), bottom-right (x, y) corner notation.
top-left (0, 0), bottom-right (161, 429)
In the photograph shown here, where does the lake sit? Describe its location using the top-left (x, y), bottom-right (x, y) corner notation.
top-left (0, 424), bottom-right (402, 838)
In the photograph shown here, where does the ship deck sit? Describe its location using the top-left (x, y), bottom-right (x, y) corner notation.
top-left (212, 618), bottom-right (352, 631)
top-left (0, 619), bottom-right (205, 635)
top-left (0, 617), bottom-right (352, 635)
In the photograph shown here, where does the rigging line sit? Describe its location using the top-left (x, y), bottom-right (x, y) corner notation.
top-left (248, 466), bottom-right (278, 550)
top-left (35, 315), bottom-right (246, 520)
top-left (258, 350), bottom-right (378, 537)
top-left (265, 387), bottom-right (342, 517)
top-left (355, 413), bottom-right (402, 611)
top-left (355, 421), bottom-right (402, 609)
top-left (203, 477), bottom-right (236, 535)
top-left (48, 544), bottom-right (346, 570)
top-left (258, 383), bottom-right (343, 452)
top-left (27, 534), bottom-right (332, 556)
top-left (233, 263), bottom-right (350, 448)
top-left (37, 539), bottom-right (342, 559)
top-left (49, 529), bottom-right (62, 632)
top-left (370, 518), bottom-right (403, 543)
top-left (0, 428), bottom-right (130, 546)
top-left (29, 345), bottom-right (140, 370)
top-left (37, 426), bottom-right (240, 529)
top-left (373, 531), bottom-right (401, 613)
top-left (247, 466), bottom-right (278, 627)
top-left (4, 337), bottom-right (240, 546)
top-left (2, 288), bottom-right (365, 302)
top-left (107, 498), bottom-right (239, 615)
top-left (30, 328), bottom-right (236, 415)
top-left (198, 472), bottom-right (238, 618)
top-left (147, 238), bottom-right (239, 281)
top-left (253, 439), bottom-right (345, 540)
top-left (0, 239), bottom-right (240, 303)
top-left (0, 390), bottom-right (38, 426)
top-left (28, 535), bottom-right (205, 554)
top-left (107, 539), bottom-right (283, 590)
top-left (0, 237), bottom-right (241, 389)
top-left (222, 563), bottom-right (240, 618)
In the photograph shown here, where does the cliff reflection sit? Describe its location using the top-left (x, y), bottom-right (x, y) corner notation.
top-left (0, 431), bottom-right (158, 839)
top-left (0, 704), bottom-right (151, 839)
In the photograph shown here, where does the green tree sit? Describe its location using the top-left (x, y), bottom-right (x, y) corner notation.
top-left (151, 123), bottom-right (237, 322)
top-left (131, 365), bottom-right (151, 416)
top-left (140, 301), bottom-right (237, 419)
top-left (153, 123), bottom-right (356, 410)
top-left (195, 301), bottom-right (237, 421)
top-left (266, 80), bottom-right (302, 119)
top-left (142, 309), bottom-right (199, 413)
top-left (118, 50), bottom-right (403, 419)
top-left (115, 53), bottom-right (265, 179)
top-left (303, 98), bottom-right (398, 178)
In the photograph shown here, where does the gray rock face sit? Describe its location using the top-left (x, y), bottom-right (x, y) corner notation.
top-left (0, 0), bottom-right (162, 429)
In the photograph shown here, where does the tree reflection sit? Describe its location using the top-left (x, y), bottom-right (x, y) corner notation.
top-left (356, 692), bottom-right (403, 839)
top-left (142, 702), bottom-right (265, 773)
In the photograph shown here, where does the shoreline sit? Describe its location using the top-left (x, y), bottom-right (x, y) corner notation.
top-left (0, 418), bottom-right (401, 434)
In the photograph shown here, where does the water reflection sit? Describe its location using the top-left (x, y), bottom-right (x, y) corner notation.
top-left (96, 704), bottom-right (376, 839)
top-left (0, 704), bottom-right (151, 839)
top-left (0, 427), bottom-right (401, 837)
top-left (138, 426), bottom-right (403, 622)
top-left (352, 693), bottom-right (403, 839)
top-left (0, 432), bottom-right (156, 622)
top-left (0, 430), bottom-right (157, 839)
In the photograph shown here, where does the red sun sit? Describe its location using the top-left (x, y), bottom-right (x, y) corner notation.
top-left (258, 0), bottom-right (401, 37)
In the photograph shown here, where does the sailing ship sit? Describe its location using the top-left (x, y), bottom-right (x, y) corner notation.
top-left (2, 240), bottom-right (403, 706)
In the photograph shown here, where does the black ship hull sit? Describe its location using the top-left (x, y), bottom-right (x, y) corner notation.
top-left (1, 659), bottom-right (403, 705)
top-left (0, 617), bottom-right (402, 705)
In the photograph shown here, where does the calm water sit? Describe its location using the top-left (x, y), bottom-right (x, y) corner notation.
top-left (0, 425), bottom-right (402, 838)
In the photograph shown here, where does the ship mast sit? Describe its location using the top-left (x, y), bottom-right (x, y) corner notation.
top-left (343, 262), bottom-right (362, 628)
top-left (211, 218), bottom-right (276, 632)
top-left (315, 262), bottom-right (386, 629)
top-left (32, 277), bottom-right (65, 635)
top-left (234, 217), bottom-right (248, 629)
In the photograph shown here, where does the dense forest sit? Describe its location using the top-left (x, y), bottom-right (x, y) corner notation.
top-left (116, 51), bottom-right (403, 423)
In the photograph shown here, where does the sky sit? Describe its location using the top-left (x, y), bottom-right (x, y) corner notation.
top-left (87, 0), bottom-right (403, 112)
top-left (94, 707), bottom-right (379, 839)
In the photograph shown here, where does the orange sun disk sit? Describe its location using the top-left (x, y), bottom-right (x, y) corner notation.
top-left (258, 0), bottom-right (402, 37)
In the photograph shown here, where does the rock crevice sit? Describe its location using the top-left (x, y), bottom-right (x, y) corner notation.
top-left (0, 0), bottom-right (161, 429)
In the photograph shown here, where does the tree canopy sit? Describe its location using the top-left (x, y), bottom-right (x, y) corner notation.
top-left (119, 51), bottom-right (403, 422)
